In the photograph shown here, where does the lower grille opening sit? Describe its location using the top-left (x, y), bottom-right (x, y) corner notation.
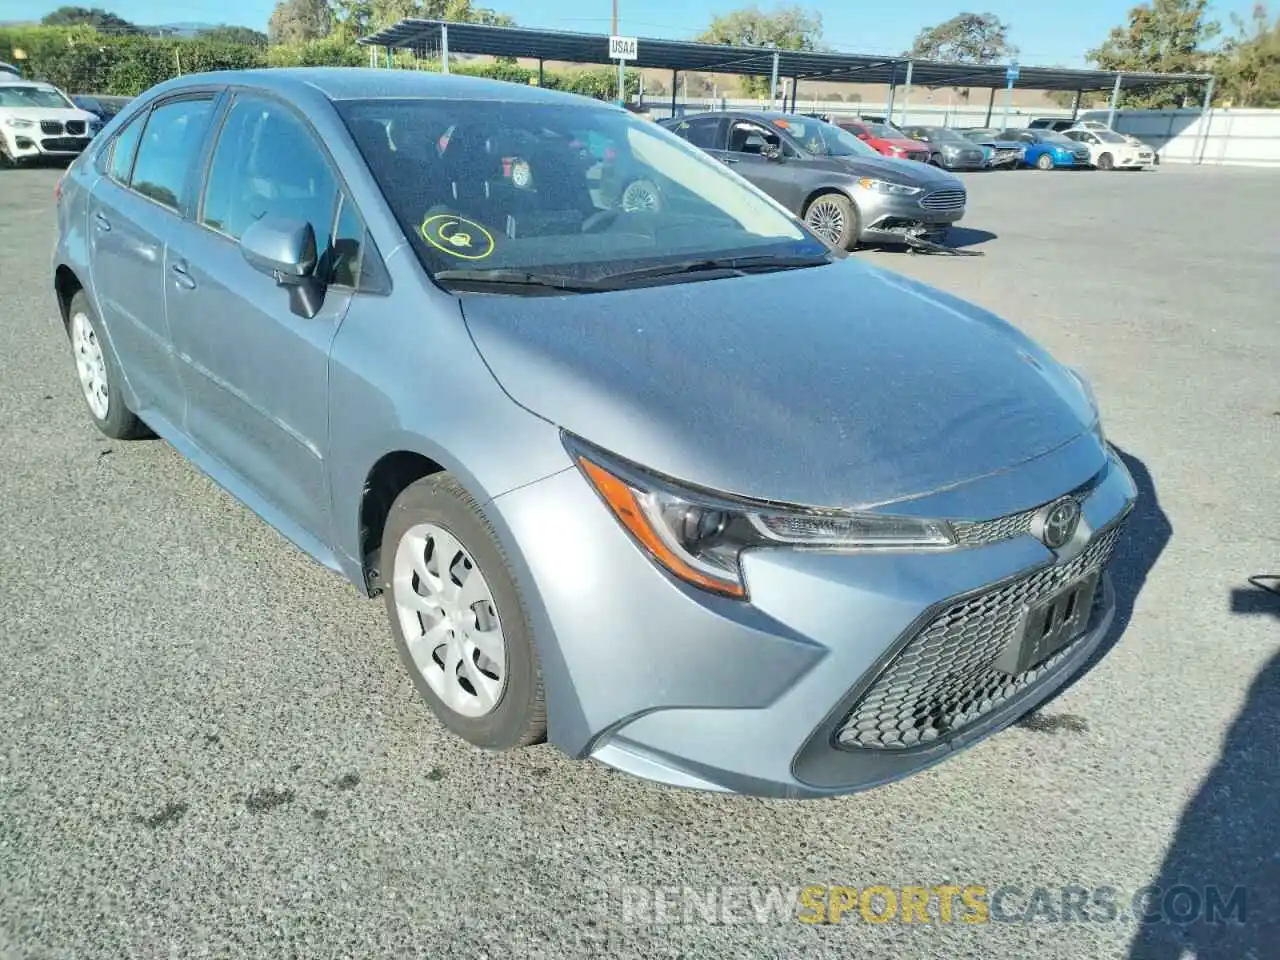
top-left (837, 525), bottom-right (1123, 751)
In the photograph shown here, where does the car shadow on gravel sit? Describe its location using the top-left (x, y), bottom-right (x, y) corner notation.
top-left (1126, 650), bottom-right (1280, 958)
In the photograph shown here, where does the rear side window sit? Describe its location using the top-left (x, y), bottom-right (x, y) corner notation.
top-left (200, 94), bottom-right (337, 257)
top-left (669, 117), bottom-right (723, 150)
top-left (130, 97), bottom-right (215, 210)
top-left (105, 113), bottom-right (144, 183)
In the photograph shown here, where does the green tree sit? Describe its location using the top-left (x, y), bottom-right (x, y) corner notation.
top-left (268, 0), bottom-right (333, 44)
top-left (697, 4), bottom-right (823, 96)
top-left (198, 25), bottom-right (269, 46)
top-left (1216, 2), bottom-right (1280, 106)
top-left (40, 6), bottom-right (137, 34)
top-left (330, 0), bottom-right (374, 40)
top-left (909, 12), bottom-right (1017, 63)
top-left (1088, 0), bottom-right (1220, 107)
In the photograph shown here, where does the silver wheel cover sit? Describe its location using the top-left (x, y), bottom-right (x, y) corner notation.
top-left (71, 311), bottom-right (109, 420)
top-left (806, 199), bottom-right (846, 245)
top-left (392, 522), bottom-right (507, 718)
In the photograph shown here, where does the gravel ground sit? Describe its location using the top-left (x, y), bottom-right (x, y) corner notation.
top-left (0, 161), bottom-right (1276, 960)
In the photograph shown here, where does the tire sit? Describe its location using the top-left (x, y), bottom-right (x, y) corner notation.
top-left (1035, 153), bottom-right (1055, 171)
top-left (381, 473), bottom-right (546, 751)
top-left (66, 291), bottom-right (150, 440)
top-left (803, 191), bottom-right (859, 251)
top-left (619, 178), bottom-right (662, 213)
top-left (929, 153), bottom-right (944, 167)
top-left (1096, 152), bottom-right (1114, 170)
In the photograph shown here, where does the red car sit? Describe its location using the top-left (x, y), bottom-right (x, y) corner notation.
top-left (836, 120), bottom-right (929, 162)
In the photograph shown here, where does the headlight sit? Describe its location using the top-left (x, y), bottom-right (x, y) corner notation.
top-left (856, 178), bottom-right (921, 196)
top-left (3, 118), bottom-right (35, 129)
top-left (569, 436), bottom-right (955, 599)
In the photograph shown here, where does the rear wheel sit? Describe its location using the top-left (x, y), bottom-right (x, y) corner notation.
top-left (1097, 152), bottom-right (1114, 170)
top-left (803, 192), bottom-right (859, 251)
top-left (1035, 153), bottom-right (1055, 171)
top-left (619, 178), bottom-right (662, 213)
top-left (382, 474), bottom-right (546, 751)
top-left (66, 291), bottom-right (150, 440)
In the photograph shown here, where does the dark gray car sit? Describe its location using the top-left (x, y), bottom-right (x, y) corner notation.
top-left (898, 126), bottom-right (989, 171)
top-left (661, 111), bottom-right (966, 250)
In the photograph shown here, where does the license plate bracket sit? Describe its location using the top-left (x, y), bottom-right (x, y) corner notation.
top-left (995, 570), bottom-right (1100, 675)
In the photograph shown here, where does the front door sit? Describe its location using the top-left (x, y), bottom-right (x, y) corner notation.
top-left (164, 92), bottom-right (354, 543)
top-left (715, 119), bottom-right (803, 212)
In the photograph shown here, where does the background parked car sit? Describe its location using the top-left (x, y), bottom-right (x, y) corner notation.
top-left (998, 128), bottom-right (1092, 170)
top-left (1027, 117), bottom-right (1078, 133)
top-left (0, 61), bottom-right (20, 77)
top-left (0, 76), bottom-right (101, 167)
top-left (72, 94), bottom-right (131, 126)
top-left (661, 111), bottom-right (967, 250)
top-left (1070, 118), bottom-right (1160, 163)
top-left (959, 128), bottom-right (1025, 169)
top-left (1063, 127), bottom-right (1155, 170)
top-left (898, 126), bottom-right (988, 171)
top-left (834, 119), bottom-right (929, 162)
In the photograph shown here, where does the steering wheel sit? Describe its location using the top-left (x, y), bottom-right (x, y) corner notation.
top-left (580, 209), bottom-right (619, 234)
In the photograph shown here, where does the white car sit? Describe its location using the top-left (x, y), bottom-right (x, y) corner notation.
top-left (0, 76), bottom-right (102, 167)
top-left (1071, 119), bottom-right (1159, 161)
top-left (1063, 127), bottom-right (1156, 170)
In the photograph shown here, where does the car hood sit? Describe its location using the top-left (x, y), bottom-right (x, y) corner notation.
top-left (0, 106), bottom-right (96, 123)
top-left (461, 258), bottom-right (1097, 509)
top-left (879, 137), bottom-right (927, 151)
top-left (819, 153), bottom-right (960, 187)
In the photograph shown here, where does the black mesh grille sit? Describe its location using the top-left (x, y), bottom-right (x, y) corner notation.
top-left (65, 120), bottom-right (86, 135)
top-left (40, 120), bottom-right (62, 135)
top-left (951, 508), bottom-right (1036, 546)
top-left (836, 525), bottom-right (1123, 751)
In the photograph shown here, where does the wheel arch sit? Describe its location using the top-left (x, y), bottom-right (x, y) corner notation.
top-left (801, 184), bottom-right (855, 216)
top-left (54, 263), bottom-right (84, 330)
top-left (356, 449), bottom-right (448, 596)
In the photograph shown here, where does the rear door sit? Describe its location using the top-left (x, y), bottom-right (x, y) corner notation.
top-left (162, 91), bottom-right (357, 543)
top-left (86, 94), bottom-right (217, 422)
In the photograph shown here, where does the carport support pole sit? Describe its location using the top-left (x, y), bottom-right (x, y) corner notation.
top-left (671, 70), bottom-right (678, 117)
top-left (1106, 72), bottom-right (1122, 129)
top-left (440, 23), bottom-right (449, 75)
top-left (983, 86), bottom-right (996, 126)
top-left (898, 60), bottom-right (913, 126)
top-left (769, 51), bottom-right (780, 110)
top-left (1195, 76), bottom-right (1215, 165)
top-left (1070, 90), bottom-right (1082, 121)
top-left (538, 59), bottom-right (544, 86)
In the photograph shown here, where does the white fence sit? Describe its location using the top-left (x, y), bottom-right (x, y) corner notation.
top-left (639, 94), bottom-right (1280, 169)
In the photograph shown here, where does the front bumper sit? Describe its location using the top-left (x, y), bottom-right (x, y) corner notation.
top-left (858, 186), bottom-right (965, 241)
top-left (492, 439), bottom-right (1137, 798)
top-left (2, 127), bottom-right (92, 160)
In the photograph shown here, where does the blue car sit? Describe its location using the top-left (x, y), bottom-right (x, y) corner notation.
top-left (1000, 128), bottom-right (1092, 170)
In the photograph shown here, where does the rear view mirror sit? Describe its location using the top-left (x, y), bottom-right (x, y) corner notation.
top-left (240, 216), bottom-right (317, 280)
top-left (240, 216), bottom-right (325, 319)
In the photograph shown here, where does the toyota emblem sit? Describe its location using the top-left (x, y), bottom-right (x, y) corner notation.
top-left (1032, 497), bottom-right (1082, 550)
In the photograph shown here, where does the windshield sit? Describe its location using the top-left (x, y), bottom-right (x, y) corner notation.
top-left (770, 116), bottom-right (879, 157)
top-left (865, 123), bottom-right (899, 139)
top-left (339, 99), bottom-right (821, 285)
top-left (0, 85), bottom-right (73, 109)
top-left (1092, 129), bottom-right (1127, 144)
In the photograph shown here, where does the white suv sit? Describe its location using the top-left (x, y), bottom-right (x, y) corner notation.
top-left (0, 76), bottom-right (102, 167)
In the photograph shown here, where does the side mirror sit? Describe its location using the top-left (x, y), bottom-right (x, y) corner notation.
top-left (240, 216), bottom-right (325, 319)
top-left (761, 143), bottom-right (783, 161)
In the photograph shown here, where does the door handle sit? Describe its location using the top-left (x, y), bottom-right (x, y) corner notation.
top-left (93, 211), bottom-right (111, 232)
top-left (170, 261), bottom-right (197, 290)
top-left (719, 156), bottom-right (739, 164)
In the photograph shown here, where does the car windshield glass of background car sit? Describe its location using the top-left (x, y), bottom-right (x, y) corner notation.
top-left (1092, 130), bottom-right (1127, 144)
top-left (338, 99), bottom-right (818, 284)
top-left (771, 116), bottom-right (876, 158)
top-left (0, 85), bottom-right (72, 109)
top-left (1039, 131), bottom-right (1077, 145)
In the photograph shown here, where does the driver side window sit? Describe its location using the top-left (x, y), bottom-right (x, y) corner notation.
top-left (200, 94), bottom-right (337, 259)
top-left (727, 121), bottom-right (781, 156)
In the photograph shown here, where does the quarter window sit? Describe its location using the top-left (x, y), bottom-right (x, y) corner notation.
top-left (328, 192), bottom-right (365, 289)
top-left (105, 113), bottom-right (144, 184)
top-left (129, 97), bottom-right (215, 211)
top-left (200, 94), bottom-right (337, 259)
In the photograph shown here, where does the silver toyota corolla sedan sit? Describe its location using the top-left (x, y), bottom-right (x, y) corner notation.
top-left (52, 69), bottom-right (1136, 798)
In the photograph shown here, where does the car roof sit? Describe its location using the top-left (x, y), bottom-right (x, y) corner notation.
top-left (146, 67), bottom-right (618, 109)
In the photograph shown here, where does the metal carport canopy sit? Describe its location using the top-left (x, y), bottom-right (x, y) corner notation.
top-left (358, 19), bottom-right (1210, 93)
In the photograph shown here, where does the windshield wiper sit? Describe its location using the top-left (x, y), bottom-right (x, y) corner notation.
top-left (598, 253), bottom-right (831, 286)
top-left (432, 268), bottom-right (611, 294)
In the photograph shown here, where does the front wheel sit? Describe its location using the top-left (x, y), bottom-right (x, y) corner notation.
top-left (1035, 153), bottom-right (1055, 171)
top-left (929, 153), bottom-right (944, 167)
top-left (803, 192), bottom-right (859, 251)
top-left (1097, 152), bottom-right (1114, 170)
top-left (382, 474), bottom-right (546, 751)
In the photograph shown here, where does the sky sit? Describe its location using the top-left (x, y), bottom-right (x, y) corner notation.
top-left (2, 0), bottom-right (1258, 68)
